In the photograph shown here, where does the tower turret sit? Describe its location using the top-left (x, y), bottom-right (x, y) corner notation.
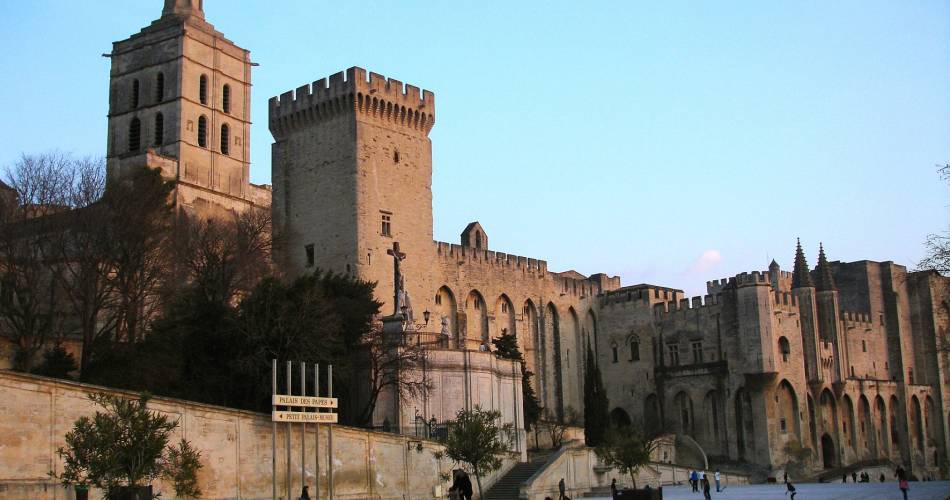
top-left (815, 243), bottom-right (837, 291)
top-left (791, 239), bottom-right (822, 382)
top-left (813, 243), bottom-right (846, 381)
top-left (162, 0), bottom-right (205, 20)
top-left (792, 238), bottom-right (813, 289)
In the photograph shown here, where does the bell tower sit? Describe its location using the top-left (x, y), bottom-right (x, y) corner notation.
top-left (106, 1), bottom-right (263, 214)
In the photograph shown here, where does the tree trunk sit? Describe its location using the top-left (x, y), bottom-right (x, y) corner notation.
top-left (474, 467), bottom-right (483, 499)
top-left (628, 468), bottom-right (637, 489)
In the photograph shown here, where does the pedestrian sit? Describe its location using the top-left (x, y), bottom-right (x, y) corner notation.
top-left (783, 471), bottom-right (787, 484)
top-left (898, 476), bottom-right (909, 500)
top-left (299, 485), bottom-right (310, 500)
top-left (851, 471), bottom-right (857, 483)
top-left (879, 473), bottom-right (885, 482)
top-left (610, 478), bottom-right (618, 499)
top-left (702, 477), bottom-right (711, 500)
top-left (714, 469), bottom-right (721, 492)
top-left (558, 477), bottom-right (570, 500)
top-left (842, 473), bottom-right (847, 483)
top-left (449, 470), bottom-right (473, 500)
top-left (690, 470), bottom-right (699, 492)
top-left (785, 481), bottom-right (796, 500)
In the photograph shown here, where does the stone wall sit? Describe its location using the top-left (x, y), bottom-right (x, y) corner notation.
top-left (0, 370), bottom-right (519, 500)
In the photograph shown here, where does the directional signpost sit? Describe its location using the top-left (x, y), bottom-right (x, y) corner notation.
top-left (272, 360), bottom-right (337, 500)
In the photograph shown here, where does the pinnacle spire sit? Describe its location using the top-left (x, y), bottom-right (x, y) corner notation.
top-left (162, 0), bottom-right (204, 20)
top-left (815, 243), bottom-right (837, 291)
top-left (792, 238), bottom-right (813, 288)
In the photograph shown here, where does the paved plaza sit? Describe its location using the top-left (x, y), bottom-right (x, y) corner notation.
top-left (591, 481), bottom-right (950, 500)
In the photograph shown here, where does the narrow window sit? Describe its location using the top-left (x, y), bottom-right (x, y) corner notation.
top-left (393, 149), bottom-right (400, 164)
top-left (380, 212), bottom-right (392, 236)
top-left (779, 337), bottom-right (791, 362)
top-left (780, 418), bottom-right (787, 433)
top-left (199, 74), bottom-right (208, 105)
top-left (305, 244), bottom-right (315, 267)
top-left (630, 337), bottom-right (640, 361)
top-left (668, 344), bottom-right (680, 366)
top-left (220, 123), bottom-right (230, 155)
top-left (611, 343), bottom-right (618, 363)
top-left (128, 117), bottom-right (141, 152)
top-left (434, 294), bottom-right (442, 306)
top-left (909, 368), bottom-right (914, 384)
top-left (223, 84), bottom-right (231, 113)
top-left (692, 341), bottom-right (703, 363)
top-left (851, 366), bottom-right (855, 377)
top-left (197, 115), bottom-right (207, 147)
top-left (501, 302), bottom-right (508, 313)
top-left (153, 113), bottom-right (164, 146)
top-left (131, 79), bottom-right (140, 109)
top-left (862, 340), bottom-right (867, 353)
top-left (155, 72), bottom-right (165, 102)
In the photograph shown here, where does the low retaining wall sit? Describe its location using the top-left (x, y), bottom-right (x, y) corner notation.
top-left (521, 445), bottom-right (750, 500)
top-left (0, 371), bottom-right (516, 499)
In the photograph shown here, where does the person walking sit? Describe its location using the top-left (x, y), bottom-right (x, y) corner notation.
top-left (299, 485), bottom-right (310, 500)
top-left (783, 471), bottom-right (788, 484)
top-left (851, 471), bottom-right (857, 483)
top-left (785, 481), bottom-right (796, 500)
top-left (896, 466), bottom-right (909, 500)
top-left (610, 478), bottom-right (618, 499)
top-left (558, 477), bottom-right (569, 500)
top-left (702, 477), bottom-right (712, 500)
top-left (714, 470), bottom-right (721, 492)
top-left (879, 473), bottom-right (885, 482)
top-left (690, 470), bottom-right (699, 492)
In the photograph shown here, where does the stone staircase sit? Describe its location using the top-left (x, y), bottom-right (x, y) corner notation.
top-left (484, 456), bottom-right (549, 500)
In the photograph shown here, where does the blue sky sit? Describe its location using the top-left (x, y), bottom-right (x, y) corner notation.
top-left (1, 1), bottom-right (947, 296)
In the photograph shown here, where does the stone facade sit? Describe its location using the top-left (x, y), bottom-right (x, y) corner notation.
top-left (106, 0), bottom-right (270, 217)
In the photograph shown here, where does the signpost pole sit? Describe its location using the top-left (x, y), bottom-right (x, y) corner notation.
top-left (314, 363), bottom-right (321, 500)
top-left (272, 359), bottom-right (277, 500)
top-left (328, 364), bottom-right (334, 500)
top-left (300, 361), bottom-right (306, 496)
top-left (286, 361), bottom-right (292, 500)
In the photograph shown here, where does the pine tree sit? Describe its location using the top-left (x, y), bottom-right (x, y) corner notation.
top-left (584, 338), bottom-right (609, 446)
top-left (492, 332), bottom-right (543, 430)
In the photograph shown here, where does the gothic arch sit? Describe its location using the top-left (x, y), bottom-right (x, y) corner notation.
top-left (435, 286), bottom-right (458, 346)
top-left (544, 302), bottom-right (564, 419)
top-left (842, 394), bottom-right (856, 452)
top-left (875, 395), bottom-right (888, 457)
top-left (644, 394), bottom-right (661, 436)
top-left (925, 395), bottom-right (940, 464)
top-left (674, 391), bottom-right (694, 436)
top-left (703, 390), bottom-right (724, 451)
top-left (584, 309), bottom-right (598, 357)
top-left (776, 380), bottom-right (801, 444)
top-left (465, 290), bottom-right (489, 345)
top-left (859, 395), bottom-right (875, 458)
top-left (912, 395), bottom-right (924, 453)
top-left (889, 395), bottom-right (901, 449)
top-left (566, 306), bottom-right (582, 410)
top-left (493, 294), bottom-right (516, 341)
top-left (611, 407), bottom-right (632, 427)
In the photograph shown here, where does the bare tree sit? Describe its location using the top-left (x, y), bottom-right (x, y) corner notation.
top-left (46, 158), bottom-right (115, 377)
top-left (168, 208), bottom-right (273, 305)
top-left (350, 327), bottom-right (430, 427)
top-left (918, 164), bottom-right (950, 274)
top-left (0, 153), bottom-right (74, 370)
top-left (101, 166), bottom-right (175, 342)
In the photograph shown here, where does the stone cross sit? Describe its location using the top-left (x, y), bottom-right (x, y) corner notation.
top-left (387, 242), bottom-right (407, 316)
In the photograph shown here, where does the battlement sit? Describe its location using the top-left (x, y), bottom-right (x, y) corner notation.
top-left (735, 271), bottom-right (771, 287)
top-left (432, 240), bottom-right (609, 298)
top-left (841, 310), bottom-right (874, 329)
top-left (603, 285), bottom-right (682, 307)
top-left (269, 67), bottom-right (435, 137)
top-left (434, 240), bottom-right (547, 274)
top-left (771, 291), bottom-right (799, 308)
top-left (652, 293), bottom-right (722, 319)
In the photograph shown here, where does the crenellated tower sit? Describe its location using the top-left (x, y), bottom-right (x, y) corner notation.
top-left (269, 67), bottom-right (436, 314)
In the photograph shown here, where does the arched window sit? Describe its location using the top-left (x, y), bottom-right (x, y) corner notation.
top-left (611, 342), bottom-right (619, 363)
top-left (131, 79), bottom-right (140, 109)
top-left (128, 117), bottom-right (141, 152)
top-left (197, 115), bottom-right (207, 148)
top-left (220, 123), bottom-right (230, 155)
top-left (153, 113), bottom-right (164, 146)
top-left (779, 336), bottom-right (791, 362)
top-left (629, 335), bottom-right (640, 361)
top-left (222, 84), bottom-right (231, 114)
top-left (199, 74), bottom-right (208, 105)
top-left (155, 72), bottom-right (165, 102)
